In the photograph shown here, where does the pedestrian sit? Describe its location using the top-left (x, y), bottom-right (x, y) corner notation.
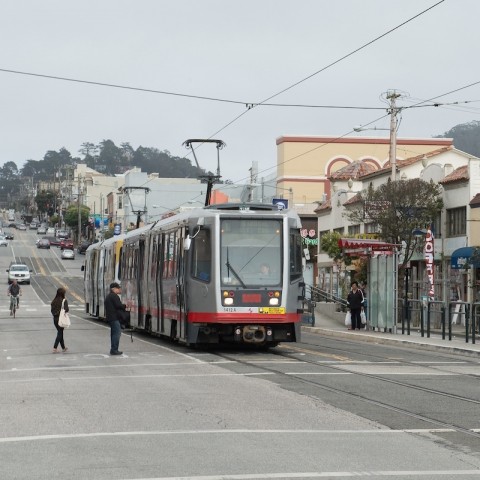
top-left (51, 287), bottom-right (69, 353)
top-left (346, 281), bottom-right (364, 330)
top-left (104, 282), bottom-right (127, 355)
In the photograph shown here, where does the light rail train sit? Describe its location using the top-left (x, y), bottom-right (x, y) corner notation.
top-left (83, 203), bottom-right (304, 346)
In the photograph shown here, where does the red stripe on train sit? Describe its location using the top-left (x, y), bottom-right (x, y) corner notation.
top-left (187, 312), bottom-right (300, 323)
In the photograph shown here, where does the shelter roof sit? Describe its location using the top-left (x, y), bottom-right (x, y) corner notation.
top-left (338, 237), bottom-right (399, 256)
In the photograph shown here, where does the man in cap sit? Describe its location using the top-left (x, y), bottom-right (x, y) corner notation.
top-left (104, 282), bottom-right (128, 355)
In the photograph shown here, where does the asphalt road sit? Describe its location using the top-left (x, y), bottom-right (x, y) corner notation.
top-left (1, 226), bottom-right (480, 479)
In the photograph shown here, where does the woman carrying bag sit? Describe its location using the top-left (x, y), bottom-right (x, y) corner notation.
top-left (51, 287), bottom-right (69, 353)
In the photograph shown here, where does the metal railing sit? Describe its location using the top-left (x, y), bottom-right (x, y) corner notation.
top-left (307, 284), bottom-right (348, 308)
top-left (403, 299), bottom-right (477, 343)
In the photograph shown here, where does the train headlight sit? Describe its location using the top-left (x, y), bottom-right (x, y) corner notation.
top-left (224, 298), bottom-right (234, 305)
top-left (269, 298), bottom-right (279, 306)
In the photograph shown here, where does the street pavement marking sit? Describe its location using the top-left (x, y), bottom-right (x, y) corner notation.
top-left (0, 372), bottom-right (276, 383)
top-left (124, 472), bottom-right (480, 479)
top-left (0, 428), bottom-right (463, 444)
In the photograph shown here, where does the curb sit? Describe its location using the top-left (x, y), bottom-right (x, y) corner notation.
top-left (302, 325), bottom-right (480, 359)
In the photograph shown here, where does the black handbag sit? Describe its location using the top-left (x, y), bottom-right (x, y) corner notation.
top-left (120, 309), bottom-right (131, 326)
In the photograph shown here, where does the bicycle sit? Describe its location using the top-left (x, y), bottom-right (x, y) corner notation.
top-left (9, 294), bottom-right (19, 318)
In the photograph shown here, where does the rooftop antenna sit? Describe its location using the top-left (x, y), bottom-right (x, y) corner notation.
top-left (183, 139), bottom-right (226, 206)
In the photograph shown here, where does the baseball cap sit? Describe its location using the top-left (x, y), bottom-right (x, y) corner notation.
top-left (110, 282), bottom-right (121, 289)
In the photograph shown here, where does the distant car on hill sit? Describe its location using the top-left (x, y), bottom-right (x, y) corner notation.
top-left (37, 238), bottom-right (51, 249)
top-left (6, 263), bottom-right (31, 284)
top-left (43, 236), bottom-right (61, 247)
top-left (60, 239), bottom-right (74, 250)
top-left (61, 248), bottom-right (75, 260)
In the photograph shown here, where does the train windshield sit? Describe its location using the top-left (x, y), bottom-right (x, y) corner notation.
top-left (220, 218), bottom-right (282, 287)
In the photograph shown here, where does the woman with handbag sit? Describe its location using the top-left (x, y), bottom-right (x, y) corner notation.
top-left (346, 281), bottom-right (364, 331)
top-left (51, 287), bottom-right (69, 353)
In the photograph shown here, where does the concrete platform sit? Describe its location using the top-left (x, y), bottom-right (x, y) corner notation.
top-left (302, 302), bottom-right (480, 358)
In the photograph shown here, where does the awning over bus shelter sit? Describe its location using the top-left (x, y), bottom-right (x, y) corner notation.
top-left (338, 238), bottom-right (399, 257)
top-left (450, 246), bottom-right (480, 269)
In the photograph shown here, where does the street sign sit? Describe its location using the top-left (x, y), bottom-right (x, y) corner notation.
top-left (273, 198), bottom-right (288, 210)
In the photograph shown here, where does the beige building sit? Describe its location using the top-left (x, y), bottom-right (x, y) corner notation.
top-left (276, 135), bottom-right (454, 212)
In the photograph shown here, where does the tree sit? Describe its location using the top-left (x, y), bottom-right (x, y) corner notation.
top-left (64, 205), bottom-right (90, 232)
top-left (320, 231), bottom-right (349, 263)
top-left (436, 120), bottom-right (480, 158)
top-left (35, 190), bottom-right (56, 214)
top-left (345, 179), bottom-right (443, 267)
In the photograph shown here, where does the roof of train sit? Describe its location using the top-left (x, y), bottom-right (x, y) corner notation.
top-left (86, 203), bottom-right (301, 252)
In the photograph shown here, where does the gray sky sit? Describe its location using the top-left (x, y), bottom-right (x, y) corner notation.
top-left (1, 0), bottom-right (479, 185)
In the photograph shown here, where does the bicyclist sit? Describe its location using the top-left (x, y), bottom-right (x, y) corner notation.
top-left (7, 279), bottom-right (22, 315)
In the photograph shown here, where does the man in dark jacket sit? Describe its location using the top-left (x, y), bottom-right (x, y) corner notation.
top-left (104, 282), bottom-right (127, 355)
top-left (347, 281), bottom-right (364, 330)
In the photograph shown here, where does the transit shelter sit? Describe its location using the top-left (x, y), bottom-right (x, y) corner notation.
top-left (338, 238), bottom-right (400, 332)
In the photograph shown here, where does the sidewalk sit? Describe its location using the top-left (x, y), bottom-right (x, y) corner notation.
top-left (302, 303), bottom-right (480, 358)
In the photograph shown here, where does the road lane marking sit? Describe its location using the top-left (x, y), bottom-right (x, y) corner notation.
top-left (0, 427), bottom-right (462, 444)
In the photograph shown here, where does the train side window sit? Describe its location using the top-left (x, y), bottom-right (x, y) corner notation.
top-left (192, 228), bottom-right (211, 282)
top-left (289, 229), bottom-right (303, 281)
top-left (118, 246), bottom-right (123, 281)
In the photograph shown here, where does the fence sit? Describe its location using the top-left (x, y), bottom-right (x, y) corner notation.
top-left (305, 283), bottom-right (479, 343)
top-left (398, 298), bottom-right (476, 343)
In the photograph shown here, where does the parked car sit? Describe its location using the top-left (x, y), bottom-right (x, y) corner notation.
top-left (37, 238), bottom-right (51, 249)
top-left (77, 240), bottom-right (92, 254)
top-left (6, 263), bottom-right (31, 284)
top-left (0, 236), bottom-right (8, 247)
top-left (3, 231), bottom-right (13, 240)
top-left (61, 248), bottom-right (75, 260)
top-left (8, 222), bottom-right (16, 228)
top-left (43, 236), bottom-right (61, 247)
top-left (37, 226), bottom-right (47, 235)
top-left (60, 239), bottom-right (74, 250)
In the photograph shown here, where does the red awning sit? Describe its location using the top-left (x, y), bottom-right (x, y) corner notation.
top-left (338, 238), bottom-right (399, 256)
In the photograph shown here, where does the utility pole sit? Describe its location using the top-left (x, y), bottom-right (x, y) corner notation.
top-left (77, 174), bottom-right (82, 243)
top-left (387, 90), bottom-right (401, 182)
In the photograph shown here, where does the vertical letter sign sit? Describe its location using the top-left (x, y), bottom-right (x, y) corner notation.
top-left (424, 228), bottom-right (434, 299)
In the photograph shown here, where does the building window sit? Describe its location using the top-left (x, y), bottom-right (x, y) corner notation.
top-left (348, 224), bottom-right (360, 235)
top-left (447, 207), bottom-right (466, 236)
top-left (365, 223), bottom-right (379, 234)
top-left (117, 196), bottom-right (123, 209)
top-left (333, 227), bottom-right (344, 235)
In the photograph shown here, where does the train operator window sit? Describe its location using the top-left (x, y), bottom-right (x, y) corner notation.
top-left (192, 229), bottom-right (211, 282)
top-left (220, 218), bottom-right (282, 287)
